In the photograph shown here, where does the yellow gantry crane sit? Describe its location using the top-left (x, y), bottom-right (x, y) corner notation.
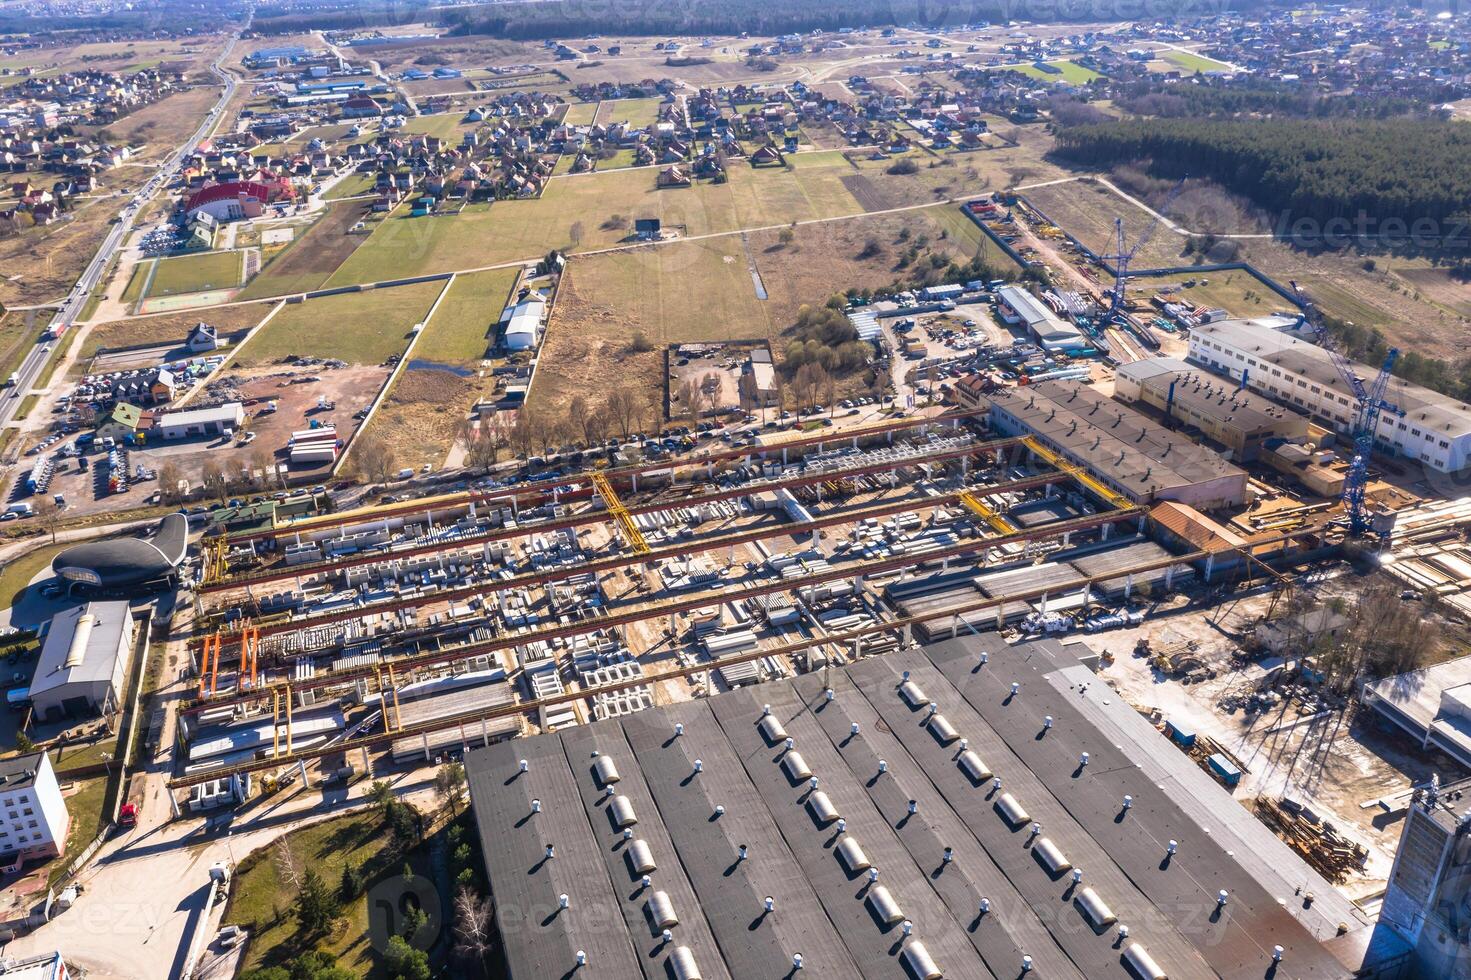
top-left (958, 489), bottom-right (1018, 535)
top-left (1021, 436), bottom-right (1134, 512)
top-left (202, 537), bottom-right (228, 586)
top-left (591, 471), bottom-right (650, 555)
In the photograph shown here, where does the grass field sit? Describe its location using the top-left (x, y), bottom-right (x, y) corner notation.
top-left (1163, 50), bottom-right (1234, 73)
top-left (120, 261), bottom-right (152, 305)
top-left (237, 202), bottom-right (370, 299)
top-left (145, 251), bottom-right (243, 298)
top-left (596, 96), bottom-right (663, 128)
top-left (1126, 270), bottom-right (1284, 319)
top-left (326, 164), bottom-right (868, 286)
top-left (0, 312), bottom-right (39, 387)
top-left (324, 173), bottom-right (377, 200)
top-left (50, 776), bottom-right (108, 886)
top-left (562, 101), bottom-right (599, 126)
top-left (225, 809), bottom-right (437, 977)
top-left (532, 208), bottom-right (968, 419)
top-left (398, 112), bottom-right (467, 140)
top-left (366, 269), bottom-right (520, 467)
top-left (411, 268), bottom-right (520, 364)
top-left (236, 279), bottom-right (446, 366)
top-left (81, 303), bottom-right (274, 359)
top-left (1008, 60), bottom-right (1102, 84)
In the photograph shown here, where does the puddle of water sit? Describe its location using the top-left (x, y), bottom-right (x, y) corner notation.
top-left (407, 359), bottom-right (474, 377)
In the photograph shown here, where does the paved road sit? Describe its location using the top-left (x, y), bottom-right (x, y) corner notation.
top-left (0, 36), bottom-right (242, 437)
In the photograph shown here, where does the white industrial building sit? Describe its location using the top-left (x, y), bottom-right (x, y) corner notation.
top-left (0, 753), bottom-right (71, 868)
top-left (1188, 316), bottom-right (1471, 474)
top-left (499, 297), bottom-right (546, 352)
top-left (154, 402), bottom-right (245, 441)
top-left (994, 284), bottom-right (1087, 352)
top-left (30, 602), bottom-right (135, 722)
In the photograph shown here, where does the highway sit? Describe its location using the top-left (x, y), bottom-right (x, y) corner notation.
top-left (0, 33), bottom-right (243, 440)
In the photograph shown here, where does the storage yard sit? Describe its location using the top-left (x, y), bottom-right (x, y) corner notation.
top-left (167, 407), bottom-right (1333, 804)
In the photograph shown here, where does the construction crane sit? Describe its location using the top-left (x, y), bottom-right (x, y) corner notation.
top-left (1101, 178), bottom-right (1186, 320)
top-left (1290, 281), bottom-right (1401, 544)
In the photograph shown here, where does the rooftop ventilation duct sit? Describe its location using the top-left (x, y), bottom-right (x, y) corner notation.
top-left (866, 885), bottom-right (905, 925)
top-left (901, 942), bottom-right (943, 980)
top-left (808, 791), bottom-right (840, 825)
top-left (836, 837), bottom-right (870, 873)
top-left (759, 716), bottom-right (788, 745)
top-left (593, 756), bottom-right (621, 787)
top-left (927, 714), bottom-right (959, 744)
top-left (647, 890), bottom-right (679, 929)
top-left (1123, 943), bottom-right (1166, 980)
top-left (996, 792), bottom-right (1030, 827)
top-left (781, 752), bottom-right (813, 783)
top-left (626, 839), bottom-right (657, 875)
top-left (610, 795), bottom-right (638, 829)
top-left (1033, 836), bottom-right (1071, 875)
top-left (670, 947), bottom-right (702, 980)
top-left (899, 680), bottom-right (928, 708)
top-left (958, 750), bottom-right (992, 784)
top-left (1076, 886), bottom-right (1116, 929)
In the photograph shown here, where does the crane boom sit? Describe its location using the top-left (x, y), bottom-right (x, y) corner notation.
top-left (1289, 281), bottom-right (1400, 542)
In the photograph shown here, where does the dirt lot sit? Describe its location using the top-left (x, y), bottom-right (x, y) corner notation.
top-left (80, 304), bottom-right (276, 365)
top-left (667, 342), bottom-right (766, 416)
top-left (531, 208), bottom-right (970, 421)
top-left (365, 368), bottom-right (477, 471)
top-left (237, 201), bottom-right (373, 299)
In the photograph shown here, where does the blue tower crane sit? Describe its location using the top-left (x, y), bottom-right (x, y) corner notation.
top-left (1290, 281), bottom-right (1401, 544)
top-left (1101, 178), bottom-right (1186, 321)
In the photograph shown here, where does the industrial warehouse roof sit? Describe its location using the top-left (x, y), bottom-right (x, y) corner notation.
top-left (1116, 356), bottom-right (1299, 433)
top-left (1191, 317), bottom-right (1471, 438)
top-left (466, 638), bottom-right (1364, 980)
top-left (30, 601), bottom-right (130, 703)
top-left (52, 512), bottom-right (187, 588)
top-left (986, 381), bottom-right (1246, 498)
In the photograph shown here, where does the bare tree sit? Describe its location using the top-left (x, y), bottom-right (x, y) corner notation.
top-left (32, 496), bottom-right (60, 544)
top-left (792, 362), bottom-right (831, 412)
top-left (508, 413), bottom-right (536, 458)
top-left (607, 389), bottom-right (641, 438)
top-left (460, 418), bottom-right (506, 472)
top-left (248, 449), bottom-right (271, 489)
top-left (452, 887), bottom-right (494, 979)
top-left (200, 460), bottom-right (229, 506)
top-left (568, 395), bottom-right (590, 443)
top-left (351, 433), bottom-right (397, 487)
top-left (675, 378), bottom-right (699, 419)
top-left (158, 461), bottom-right (182, 504)
top-left (584, 401), bottom-right (611, 446)
top-left (699, 371), bottom-right (723, 416)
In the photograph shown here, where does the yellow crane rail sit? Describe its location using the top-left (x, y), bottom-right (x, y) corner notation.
top-left (202, 537), bottom-right (228, 586)
top-left (592, 471), bottom-right (650, 555)
top-left (1021, 436), bottom-right (1134, 512)
top-left (958, 490), bottom-right (1017, 535)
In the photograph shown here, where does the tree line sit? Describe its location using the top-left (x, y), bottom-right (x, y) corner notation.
top-left (1052, 118), bottom-right (1471, 243)
top-left (1113, 78), bottom-right (1433, 121)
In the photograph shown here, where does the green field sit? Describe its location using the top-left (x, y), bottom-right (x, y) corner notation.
top-left (1163, 50), bottom-right (1234, 73)
top-left (326, 164), bottom-right (866, 286)
top-left (925, 204), bottom-right (1024, 272)
top-left (398, 112), bottom-right (466, 140)
top-left (562, 101), bottom-right (599, 126)
top-left (411, 269), bottom-right (520, 365)
top-left (1009, 60), bottom-right (1103, 84)
top-left (120, 261), bottom-right (152, 305)
top-left (597, 96), bottom-right (663, 128)
top-left (787, 149), bottom-right (853, 169)
top-left (324, 173), bottom-right (377, 200)
top-left (236, 279), bottom-right (446, 365)
top-left (146, 251), bottom-right (243, 298)
top-left (599, 148), bottom-right (640, 170)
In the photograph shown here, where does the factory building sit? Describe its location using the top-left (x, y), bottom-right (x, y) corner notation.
top-left (1114, 357), bottom-right (1309, 461)
top-left (465, 637), bottom-right (1379, 980)
top-left (984, 381), bottom-right (1250, 509)
top-left (1188, 316), bottom-right (1471, 474)
top-left (499, 297), bottom-right (546, 352)
top-left (52, 512), bottom-right (189, 593)
top-left (29, 602), bottom-right (135, 722)
top-left (0, 753), bottom-right (70, 870)
top-left (154, 402), bottom-right (245, 441)
top-left (1379, 779), bottom-right (1471, 977)
top-left (994, 284), bottom-right (1087, 352)
top-left (1361, 655), bottom-right (1471, 771)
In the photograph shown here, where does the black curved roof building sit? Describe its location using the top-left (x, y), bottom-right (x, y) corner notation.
top-left (53, 512), bottom-right (188, 591)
